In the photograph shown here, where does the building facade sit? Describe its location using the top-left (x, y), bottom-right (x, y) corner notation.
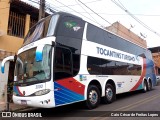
top-left (0, 0), bottom-right (39, 103)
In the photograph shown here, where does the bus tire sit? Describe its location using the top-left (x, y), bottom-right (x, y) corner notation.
top-left (102, 84), bottom-right (115, 104)
top-left (143, 80), bottom-right (147, 93)
top-left (86, 85), bottom-right (100, 109)
top-left (147, 80), bottom-right (152, 91)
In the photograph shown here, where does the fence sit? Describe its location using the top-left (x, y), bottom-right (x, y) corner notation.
top-left (7, 11), bottom-right (25, 38)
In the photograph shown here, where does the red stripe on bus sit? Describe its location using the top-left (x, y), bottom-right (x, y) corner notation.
top-left (16, 86), bottom-right (24, 96)
top-left (130, 59), bottom-right (146, 91)
top-left (56, 77), bottom-right (85, 95)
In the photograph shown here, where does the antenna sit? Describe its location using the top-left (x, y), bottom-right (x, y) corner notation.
top-left (140, 32), bottom-right (147, 38)
top-left (129, 24), bottom-right (135, 31)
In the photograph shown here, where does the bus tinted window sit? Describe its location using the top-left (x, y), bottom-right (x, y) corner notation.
top-left (86, 23), bottom-right (147, 58)
top-left (56, 16), bottom-right (85, 39)
top-left (23, 16), bottom-right (51, 46)
top-left (87, 56), bottom-right (102, 75)
top-left (87, 56), bottom-right (141, 75)
top-left (54, 46), bottom-right (81, 80)
top-left (54, 47), bottom-right (72, 80)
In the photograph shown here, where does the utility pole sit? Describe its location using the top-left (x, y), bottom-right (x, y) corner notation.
top-left (39, 0), bottom-right (45, 20)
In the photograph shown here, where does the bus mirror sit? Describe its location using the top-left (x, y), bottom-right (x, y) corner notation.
top-left (1, 56), bottom-right (14, 74)
top-left (36, 45), bottom-right (45, 62)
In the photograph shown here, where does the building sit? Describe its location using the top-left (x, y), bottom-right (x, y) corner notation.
top-left (106, 21), bottom-right (147, 48)
top-left (149, 47), bottom-right (160, 76)
top-left (0, 0), bottom-right (41, 103)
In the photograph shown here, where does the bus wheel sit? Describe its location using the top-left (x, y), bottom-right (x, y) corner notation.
top-left (147, 80), bottom-right (152, 91)
top-left (86, 85), bottom-right (100, 109)
top-left (102, 84), bottom-right (115, 104)
top-left (143, 80), bottom-right (147, 93)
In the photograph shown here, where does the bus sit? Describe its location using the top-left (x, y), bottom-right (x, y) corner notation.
top-left (1, 12), bottom-right (156, 109)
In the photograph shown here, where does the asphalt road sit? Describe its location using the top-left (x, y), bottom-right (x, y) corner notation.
top-left (1, 85), bottom-right (160, 120)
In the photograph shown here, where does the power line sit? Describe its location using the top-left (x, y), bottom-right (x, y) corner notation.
top-left (28, 0), bottom-right (57, 14)
top-left (111, 0), bottom-right (160, 37)
top-left (74, 0), bottom-right (101, 26)
top-left (53, 0), bottom-right (103, 26)
top-left (77, 0), bottom-right (112, 25)
top-left (77, 0), bottom-right (147, 47)
top-left (54, 0), bottom-right (103, 9)
top-left (26, 0), bottom-right (149, 47)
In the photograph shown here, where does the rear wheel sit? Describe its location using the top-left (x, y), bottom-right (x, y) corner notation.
top-left (86, 85), bottom-right (100, 109)
top-left (102, 84), bottom-right (116, 104)
top-left (147, 80), bottom-right (152, 91)
top-left (143, 80), bottom-right (147, 93)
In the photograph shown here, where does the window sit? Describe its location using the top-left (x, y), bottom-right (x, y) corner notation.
top-left (47, 15), bottom-right (59, 36)
top-left (14, 45), bottom-right (52, 85)
top-left (7, 11), bottom-right (25, 38)
top-left (86, 23), bottom-right (146, 57)
top-left (54, 47), bottom-right (73, 80)
top-left (87, 56), bottom-right (102, 75)
top-left (87, 56), bottom-right (141, 75)
top-left (127, 64), bottom-right (141, 75)
top-left (57, 16), bottom-right (85, 39)
top-left (23, 16), bottom-right (51, 46)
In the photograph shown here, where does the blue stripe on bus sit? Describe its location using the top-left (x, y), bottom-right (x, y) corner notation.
top-left (54, 82), bottom-right (84, 106)
top-left (13, 86), bottom-right (20, 96)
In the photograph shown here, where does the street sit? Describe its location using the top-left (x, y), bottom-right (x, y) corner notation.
top-left (1, 85), bottom-right (160, 120)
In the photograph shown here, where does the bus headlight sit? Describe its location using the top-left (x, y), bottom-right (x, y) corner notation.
top-left (33, 89), bottom-right (51, 96)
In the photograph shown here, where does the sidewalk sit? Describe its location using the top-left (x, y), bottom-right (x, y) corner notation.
top-left (0, 102), bottom-right (30, 112)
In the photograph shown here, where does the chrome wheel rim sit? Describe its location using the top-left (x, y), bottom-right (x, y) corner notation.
top-left (106, 88), bottom-right (113, 100)
top-left (89, 90), bottom-right (98, 104)
top-left (144, 83), bottom-right (147, 91)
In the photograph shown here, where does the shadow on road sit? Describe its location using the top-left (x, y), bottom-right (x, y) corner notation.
top-left (18, 88), bottom-right (156, 117)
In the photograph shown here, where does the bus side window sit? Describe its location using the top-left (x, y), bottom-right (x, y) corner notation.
top-left (54, 47), bottom-right (73, 80)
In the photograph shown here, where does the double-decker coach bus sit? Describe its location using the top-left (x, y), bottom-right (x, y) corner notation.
top-left (1, 12), bottom-right (156, 109)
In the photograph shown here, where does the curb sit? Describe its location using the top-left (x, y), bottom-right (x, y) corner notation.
top-left (0, 105), bottom-right (33, 113)
top-left (13, 107), bottom-right (38, 112)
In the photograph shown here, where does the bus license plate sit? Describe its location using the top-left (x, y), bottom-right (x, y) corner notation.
top-left (21, 100), bottom-right (27, 105)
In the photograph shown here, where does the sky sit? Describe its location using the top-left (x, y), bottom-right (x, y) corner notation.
top-left (23, 0), bottom-right (160, 48)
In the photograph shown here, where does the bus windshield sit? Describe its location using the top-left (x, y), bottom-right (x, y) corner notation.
top-left (14, 45), bottom-right (52, 85)
top-left (23, 14), bottom-right (59, 46)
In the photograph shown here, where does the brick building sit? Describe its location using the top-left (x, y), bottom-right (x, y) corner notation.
top-left (106, 21), bottom-right (147, 48)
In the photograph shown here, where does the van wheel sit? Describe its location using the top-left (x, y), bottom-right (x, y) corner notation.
top-left (86, 85), bottom-right (100, 109)
top-left (102, 84), bottom-right (116, 104)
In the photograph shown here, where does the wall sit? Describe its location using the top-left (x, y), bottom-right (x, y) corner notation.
top-left (0, 0), bottom-right (31, 104)
top-left (0, 61), bottom-right (9, 102)
top-left (0, 0), bottom-right (30, 53)
top-left (0, 35), bottom-right (24, 53)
